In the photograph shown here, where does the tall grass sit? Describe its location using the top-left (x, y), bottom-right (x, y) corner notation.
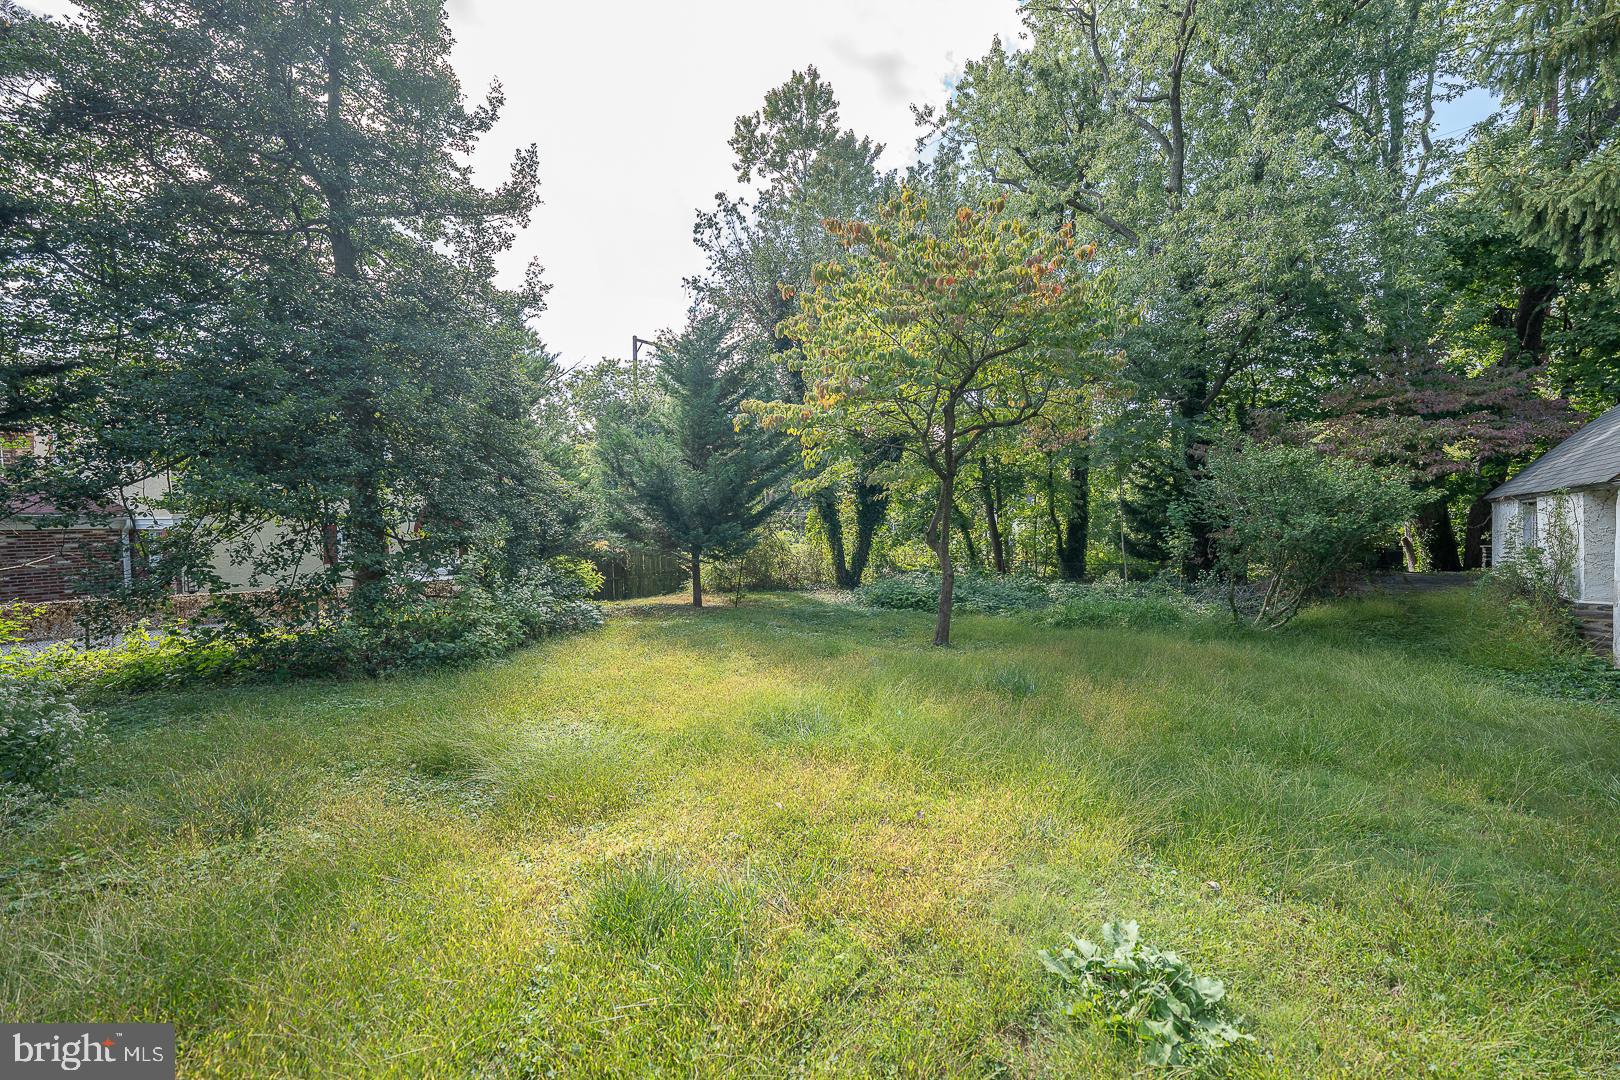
top-left (1, 589), bottom-right (1616, 1076)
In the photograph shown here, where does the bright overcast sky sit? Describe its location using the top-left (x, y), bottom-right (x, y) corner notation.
top-left (443, 0), bottom-right (1027, 368)
top-left (21, 0), bottom-right (1026, 367)
top-left (25, 1), bottom-right (1497, 371)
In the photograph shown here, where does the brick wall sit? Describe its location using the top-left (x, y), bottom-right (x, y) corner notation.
top-left (0, 528), bottom-right (124, 603)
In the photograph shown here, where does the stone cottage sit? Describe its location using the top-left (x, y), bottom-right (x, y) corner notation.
top-left (1489, 403), bottom-right (1620, 656)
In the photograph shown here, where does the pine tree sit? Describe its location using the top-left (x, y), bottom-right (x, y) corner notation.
top-left (597, 310), bottom-right (794, 607)
top-left (1, 0), bottom-right (582, 617)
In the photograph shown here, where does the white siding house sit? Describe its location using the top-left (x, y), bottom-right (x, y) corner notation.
top-left (1490, 404), bottom-right (1620, 658)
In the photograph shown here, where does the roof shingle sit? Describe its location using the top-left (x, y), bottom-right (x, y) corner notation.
top-left (1491, 403), bottom-right (1620, 499)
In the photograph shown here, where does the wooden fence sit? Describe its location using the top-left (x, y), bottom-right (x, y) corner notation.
top-left (592, 548), bottom-right (687, 601)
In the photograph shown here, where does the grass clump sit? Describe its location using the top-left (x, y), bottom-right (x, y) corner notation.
top-left (859, 571), bottom-right (1051, 614)
top-left (582, 857), bottom-right (748, 976)
top-left (859, 570), bottom-right (1218, 629)
top-left (1044, 577), bottom-right (1220, 630)
top-left (1040, 920), bottom-right (1253, 1067)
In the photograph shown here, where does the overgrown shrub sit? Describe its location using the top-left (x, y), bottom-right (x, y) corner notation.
top-left (1479, 550), bottom-right (1578, 626)
top-left (2, 560), bottom-right (606, 693)
top-left (1044, 575), bottom-right (1220, 630)
top-left (238, 560), bottom-right (605, 677)
top-left (1191, 443), bottom-right (1417, 629)
top-left (860, 571), bottom-right (1219, 630)
top-left (0, 676), bottom-right (106, 811)
top-left (1040, 920), bottom-right (1252, 1067)
top-left (858, 572), bottom-right (1050, 614)
top-left (1471, 541), bottom-right (1592, 678)
top-left (728, 528), bottom-right (835, 591)
top-left (856, 572), bottom-right (939, 611)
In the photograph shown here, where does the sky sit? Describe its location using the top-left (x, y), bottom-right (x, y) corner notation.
top-left (23, 1), bottom-right (1498, 370)
top-left (437, 0), bottom-right (1028, 368)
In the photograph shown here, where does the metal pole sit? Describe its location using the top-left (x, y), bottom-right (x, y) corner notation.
top-left (631, 335), bottom-right (657, 397)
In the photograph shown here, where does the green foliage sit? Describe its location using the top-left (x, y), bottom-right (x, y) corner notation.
top-left (759, 189), bottom-right (1118, 642)
top-left (597, 309), bottom-right (795, 605)
top-left (693, 67), bottom-right (897, 589)
top-left (1044, 577), bottom-right (1220, 630)
top-left (856, 572), bottom-right (946, 611)
top-left (859, 571), bottom-right (1218, 630)
top-left (2, 0), bottom-right (585, 614)
top-left (1040, 920), bottom-right (1253, 1067)
top-left (2, 564), bottom-right (603, 693)
top-left (728, 526), bottom-right (835, 591)
top-left (0, 676), bottom-right (105, 810)
top-left (711, 525), bottom-right (834, 605)
top-left (1469, 0), bottom-right (1620, 270)
top-left (1194, 444), bottom-right (1419, 628)
top-left (858, 572), bottom-right (1049, 615)
top-left (1472, 527), bottom-right (1592, 681)
top-left (244, 569), bottom-right (603, 679)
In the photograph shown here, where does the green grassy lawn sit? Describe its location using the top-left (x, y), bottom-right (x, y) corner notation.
top-left (3, 590), bottom-right (1618, 1076)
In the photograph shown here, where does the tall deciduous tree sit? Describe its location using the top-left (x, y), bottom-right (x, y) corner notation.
top-left (694, 67), bottom-right (898, 588)
top-left (929, 0), bottom-right (1463, 573)
top-left (597, 310), bottom-right (793, 607)
top-left (760, 192), bottom-right (1117, 645)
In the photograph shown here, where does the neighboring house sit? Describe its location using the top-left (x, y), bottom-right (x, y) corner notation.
top-left (1489, 403), bottom-right (1620, 657)
top-left (1, 433), bottom-right (328, 604)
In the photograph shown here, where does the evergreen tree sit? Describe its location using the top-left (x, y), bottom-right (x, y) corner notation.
top-left (0, 0), bottom-right (582, 617)
top-left (693, 68), bottom-right (898, 588)
top-left (597, 310), bottom-right (793, 607)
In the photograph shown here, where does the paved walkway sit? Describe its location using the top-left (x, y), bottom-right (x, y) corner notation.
top-left (1362, 572), bottom-right (1479, 593)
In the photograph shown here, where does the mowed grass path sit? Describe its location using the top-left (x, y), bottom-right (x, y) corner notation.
top-left (3, 591), bottom-right (1618, 1076)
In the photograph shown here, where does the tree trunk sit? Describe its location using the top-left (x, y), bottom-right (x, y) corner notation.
top-left (1400, 526), bottom-right (1420, 572)
top-left (849, 476), bottom-right (888, 587)
top-left (934, 466), bottom-right (956, 647)
top-left (979, 459), bottom-right (1007, 574)
top-left (346, 474), bottom-right (388, 622)
top-left (1511, 280), bottom-right (1559, 363)
top-left (1058, 453), bottom-right (1089, 581)
top-left (1416, 499), bottom-right (1462, 572)
top-left (787, 346), bottom-right (854, 589)
top-left (1463, 496), bottom-right (1491, 570)
top-left (322, 6), bottom-right (388, 624)
top-left (953, 504), bottom-right (979, 568)
top-left (813, 491), bottom-right (852, 589)
top-left (690, 546), bottom-right (703, 607)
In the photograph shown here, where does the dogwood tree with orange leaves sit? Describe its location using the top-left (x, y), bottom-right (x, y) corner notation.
top-left (754, 189), bottom-right (1119, 646)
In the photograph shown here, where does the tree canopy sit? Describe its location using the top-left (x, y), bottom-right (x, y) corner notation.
top-left (755, 191), bottom-right (1118, 643)
top-left (597, 309), bottom-right (794, 607)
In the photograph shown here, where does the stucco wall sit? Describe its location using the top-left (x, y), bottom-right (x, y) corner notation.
top-left (1542, 492), bottom-right (1583, 597)
top-left (1491, 500), bottom-right (1516, 566)
top-left (1580, 489), bottom-right (1617, 602)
